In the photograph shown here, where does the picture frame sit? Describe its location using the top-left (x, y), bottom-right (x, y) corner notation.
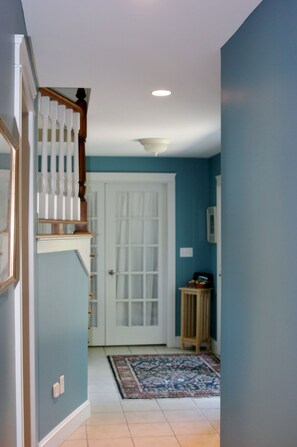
top-left (207, 206), bottom-right (217, 243)
top-left (0, 118), bottom-right (18, 294)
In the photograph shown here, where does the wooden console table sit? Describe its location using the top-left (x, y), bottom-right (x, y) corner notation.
top-left (180, 287), bottom-right (211, 353)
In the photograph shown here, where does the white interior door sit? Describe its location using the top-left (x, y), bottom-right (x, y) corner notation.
top-left (105, 183), bottom-right (166, 345)
top-left (87, 173), bottom-right (177, 347)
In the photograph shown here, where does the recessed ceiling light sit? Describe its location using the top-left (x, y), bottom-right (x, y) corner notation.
top-left (152, 90), bottom-right (172, 97)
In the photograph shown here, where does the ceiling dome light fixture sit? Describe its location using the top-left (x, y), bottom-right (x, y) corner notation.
top-left (152, 89), bottom-right (172, 97)
top-left (138, 138), bottom-right (170, 156)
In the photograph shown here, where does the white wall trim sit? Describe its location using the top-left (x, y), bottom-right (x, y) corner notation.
top-left (38, 400), bottom-right (90, 447)
top-left (167, 179), bottom-right (176, 347)
top-left (211, 338), bottom-right (220, 357)
top-left (37, 235), bottom-right (93, 275)
top-left (14, 34), bottom-right (37, 447)
top-left (175, 336), bottom-right (181, 348)
top-left (87, 172), bottom-right (176, 348)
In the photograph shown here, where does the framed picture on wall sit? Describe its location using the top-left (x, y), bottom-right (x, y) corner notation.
top-left (207, 206), bottom-right (217, 243)
top-left (0, 118), bottom-right (18, 294)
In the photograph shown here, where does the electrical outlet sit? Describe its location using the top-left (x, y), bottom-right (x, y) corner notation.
top-left (52, 382), bottom-right (60, 398)
top-left (59, 375), bottom-right (65, 394)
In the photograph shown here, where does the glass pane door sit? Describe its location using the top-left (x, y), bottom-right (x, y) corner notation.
top-left (106, 183), bottom-right (166, 345)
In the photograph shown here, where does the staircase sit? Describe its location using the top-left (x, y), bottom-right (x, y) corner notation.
top-left (37, 87), bottom-right (88, 235)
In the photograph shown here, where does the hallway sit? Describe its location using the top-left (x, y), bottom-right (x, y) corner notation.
top-left (61, 346), bottom-right (220, 447)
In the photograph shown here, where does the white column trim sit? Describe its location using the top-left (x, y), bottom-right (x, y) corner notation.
top-left (14, 34), bottom-right (37, 447)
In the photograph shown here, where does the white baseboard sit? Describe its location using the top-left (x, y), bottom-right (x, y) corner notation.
top-left (211, 338), bottom-right (220, 357)
top-left (174, 336), bottom-right (181, 348)
top-left (38, 400), bottom-right (90, 447)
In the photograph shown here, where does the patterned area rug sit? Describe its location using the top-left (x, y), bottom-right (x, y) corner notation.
top-left (108, 353), bottom-right (220, 399)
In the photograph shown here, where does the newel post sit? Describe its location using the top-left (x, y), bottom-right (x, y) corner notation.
top-left (74, 88), bottom-right (88, 233)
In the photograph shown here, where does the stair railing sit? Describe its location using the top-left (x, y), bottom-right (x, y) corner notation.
top-left (38, 88), bottom-right (88, 234)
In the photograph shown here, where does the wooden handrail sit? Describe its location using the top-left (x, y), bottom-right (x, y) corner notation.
top-left (38, 87), bottom-right (88, 233)
top-left (74, 88), bottom-right (88, 233)
top-left (39, 87), bottom-right (83, 114)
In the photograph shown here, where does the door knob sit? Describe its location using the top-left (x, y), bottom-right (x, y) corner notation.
top-left (108, 269), bottom-right (118, 276)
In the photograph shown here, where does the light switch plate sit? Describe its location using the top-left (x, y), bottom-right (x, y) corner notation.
top-left (59, 375), bottom-right (65, 394)
top-left (180, 247), bottom-right (193, 257)
top-left (52, 382), bottom-right (60, 398)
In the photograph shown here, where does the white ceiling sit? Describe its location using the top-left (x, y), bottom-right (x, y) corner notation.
top-left (21, 0), bottom-right (262, 158)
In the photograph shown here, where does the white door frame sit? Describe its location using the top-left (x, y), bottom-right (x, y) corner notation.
top-left (87, 172), bottom-right (176, 348)
top-left (14, 35), bottom-right (37, 447)
top-left (216, 175), bottom-right (222, 356)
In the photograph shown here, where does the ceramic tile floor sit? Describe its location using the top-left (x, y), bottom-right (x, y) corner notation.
top-left (61, 346), bottom-right (220, 447)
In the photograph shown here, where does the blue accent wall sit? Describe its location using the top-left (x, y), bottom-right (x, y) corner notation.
top-left (0, 0), bottom-right (27, 445)
top-left (37, 251), bottom-right (89, 440)
top-left (221, 0), bottom-right (297, 445)
top-left (87, 156), bottom-right (213, 336)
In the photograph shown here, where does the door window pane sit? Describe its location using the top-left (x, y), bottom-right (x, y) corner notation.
top-left (130, 192), bottom-right (144, 217)
top-left (116, 275), bottom-right (129, 300)
top-left (146, 247), bottom-right (158, 271)
top-left (145, 220), bottom-right (158, 244)
top-left (116, 219), bottom-right (128, 244)
top-left (146, 302), bottom-right (158, 326)
top-left (144, 192), bottom-right (158, 217)
top-left (131, 274), bottom-right (143, 299)
top-left (116, 192), bottom-right (129, 217)
top-left (146, 274), bottom-right (158, 299)
top-left (87, 191), bottom-right (98, 217)
top-left (131, 247), bottom-right (143, 272)
top-left (116, 247), bottom-right (129, 272)
top-left (90, 302), bottom-right (98, 327)
top-left (90, 275), bottom-right (97, 296)
top-left (116, 302), bottom-right (129, 326)
top-left (131, 302), bottom-right (144, 326)
top-left (131, 219), bottom-right (143, 244)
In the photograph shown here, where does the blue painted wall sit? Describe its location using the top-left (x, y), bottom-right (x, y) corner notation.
top-left (0, 0), bottom-right (27, 445)
top-left (208, 153), bottom-right (221, 339)
top-left (37, 251), bottom-right (89, 440)
top-left (221, 0), bottom-right (297, 445)
top-left (87, 156), bottom-right (213, 335)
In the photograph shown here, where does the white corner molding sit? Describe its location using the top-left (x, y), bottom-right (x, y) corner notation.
top-left (211, 338), bottom-right (220, 357)
top-left (38, 400), bottom-right (90, 447)
top-left (14, 35), bottom-right (37, 127)
top-left (37, 235), bottom-right (93, 275)
top-left (14, 34), bottom-right (38, 447)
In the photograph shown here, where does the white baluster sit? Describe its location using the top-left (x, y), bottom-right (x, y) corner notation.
top-left (65, 108), bottom-right (74, 220)
top-left (57, 105), bottom-right (66, 219)
top-left (72, 112), bottom-right (80, 220)
top-left (48, 101), bottom-right (58, 219)
top-left (39, 96), bottom-right (50, 218)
